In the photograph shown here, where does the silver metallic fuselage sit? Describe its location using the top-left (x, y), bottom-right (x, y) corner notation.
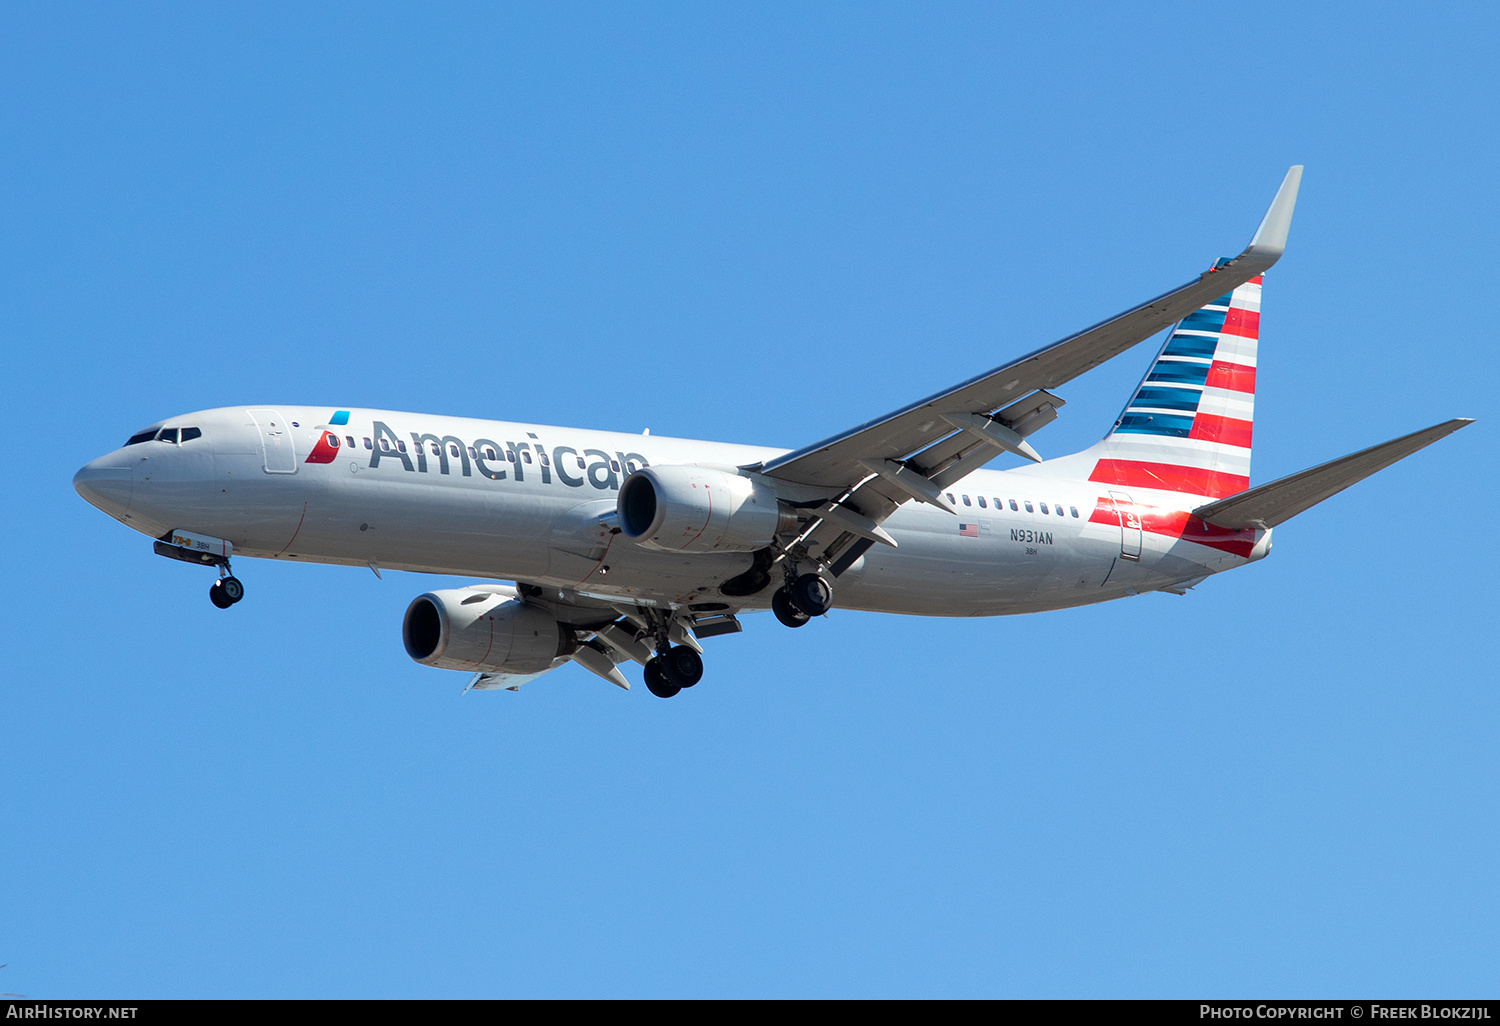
top-left (74, 406), bottom-right (1259, 617)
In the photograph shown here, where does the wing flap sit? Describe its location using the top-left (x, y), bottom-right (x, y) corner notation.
top-left (1193, 419), bottom-right (1473, 530)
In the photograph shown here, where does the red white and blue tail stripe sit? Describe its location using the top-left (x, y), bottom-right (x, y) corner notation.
top-left (1087, 265), bottom-right (1261, 500)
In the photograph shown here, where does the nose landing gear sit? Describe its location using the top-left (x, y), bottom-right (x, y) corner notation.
top-left (209, 569), bottom-right (245, 609)
top-left (153, 531), bottom-right (244, 608)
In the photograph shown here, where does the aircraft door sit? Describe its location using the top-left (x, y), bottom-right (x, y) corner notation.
top-left (247, 408), bottom-right (297, 474)
top-left (1110, 490), bottom-right (1142, 561)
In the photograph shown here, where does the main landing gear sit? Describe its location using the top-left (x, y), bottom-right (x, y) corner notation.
top-left (209, 568), bottom-right (245, 609)
top-left (772, 572), bottom-right (832, 628)
top-left (643, 644), bottom-right (703, 699)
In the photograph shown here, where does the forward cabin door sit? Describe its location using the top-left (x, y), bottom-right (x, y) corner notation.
top-left (247, 408), bottom-right (297, 474)
top-left (1110, 490), bottom-right (1142, 561)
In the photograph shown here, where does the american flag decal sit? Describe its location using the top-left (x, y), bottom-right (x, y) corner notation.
top-left (958, 523), bottom-right (979, 538)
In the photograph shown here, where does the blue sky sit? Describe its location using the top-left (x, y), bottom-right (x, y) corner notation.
top-left (3, 2), bottom-right (1496, 998)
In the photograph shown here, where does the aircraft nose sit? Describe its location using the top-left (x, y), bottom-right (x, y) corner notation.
top-left (73, 458), bottom-right (133, 516)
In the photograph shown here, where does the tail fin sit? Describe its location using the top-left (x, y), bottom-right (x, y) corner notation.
top-left (1085, 267), bottom-right (1262, 499)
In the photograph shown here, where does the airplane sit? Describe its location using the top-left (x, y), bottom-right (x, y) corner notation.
top-left (73, 166), bottom-right (1472, 698)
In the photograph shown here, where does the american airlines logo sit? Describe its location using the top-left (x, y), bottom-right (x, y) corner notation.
top-left (308, 420), bottom-right (650, 491)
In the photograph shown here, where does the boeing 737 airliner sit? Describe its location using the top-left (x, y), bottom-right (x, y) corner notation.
top-left (73, 167), bottom-right (1472, 697)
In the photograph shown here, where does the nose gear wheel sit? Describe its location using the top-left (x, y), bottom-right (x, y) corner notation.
top-left (210, 575), bottom-right (244, 608)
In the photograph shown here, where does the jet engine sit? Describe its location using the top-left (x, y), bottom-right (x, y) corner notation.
top-left (617, 465), bottom-right (796, 553)
top-left (402, 589), bottom-right (574, 673)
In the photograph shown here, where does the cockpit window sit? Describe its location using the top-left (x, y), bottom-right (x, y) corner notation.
top-left (180, 427), bottom-right (202, 442)
top-left (157, 428), bottom-right (180, 444)
top-left (125, 427), bottom-right (161, 446)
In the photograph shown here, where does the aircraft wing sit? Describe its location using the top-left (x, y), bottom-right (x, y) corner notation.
top-left (753, 167), bottom-right (1303, 574)
top-left (1193, 418), bottom-right (1473, 530)
top-left (760, 167), bottom-right (1303, 491)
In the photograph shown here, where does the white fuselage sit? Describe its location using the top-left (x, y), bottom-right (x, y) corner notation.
top-left (74, 405), bottom-right (1269, 617)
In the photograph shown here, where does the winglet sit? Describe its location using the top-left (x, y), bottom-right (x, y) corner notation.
top-left (1244, 165), bottom-right (1303, 265)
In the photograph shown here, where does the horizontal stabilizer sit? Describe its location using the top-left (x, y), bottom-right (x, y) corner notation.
top-left (1194, 418), bottom-right (1472, 529)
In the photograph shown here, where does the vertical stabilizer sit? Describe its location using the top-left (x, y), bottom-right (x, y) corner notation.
top-left (1083, 268), bottom-right (1263, 500)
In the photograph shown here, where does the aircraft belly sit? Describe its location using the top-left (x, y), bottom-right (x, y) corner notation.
top-left (537, 500), bottom-right (755, 602)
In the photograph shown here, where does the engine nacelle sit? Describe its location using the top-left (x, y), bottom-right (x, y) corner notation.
top-left (402, 589), bottom-right (573, 673)
top-left (617, 464), bottom-right (793, 553)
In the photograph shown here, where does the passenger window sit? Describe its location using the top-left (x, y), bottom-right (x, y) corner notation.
top-left (977, 496), bottom-right (986, 508)
top-left (576, 457), bottom-right (586, 469)
top-left (609, 460), bottom-right (619, 472)
top-left (540, 453), bottom-right (550, 467)
top-left (626, 461), bottom-right (637, 473)
top-left (448, 443), bottom-right (461, 458)
top-left (484, 447), bottom-right (497, 461)
top-left (523, 451), bottom-right (532, 464)
top-left (345, 436), bottom-right (355, 449)
top-left (1070, 506), bottom-right (1079, 518)
top-left (180, 427), bottom-right (202, 442)
top-left (430, 442), bottom-right (441, 456)
top-left (157, 428), bottom-right (179, 443)
top-left (1039, 502), bottom-right (1048, 514)
top-left (1055, 503), bottom-right (1064, 516)
top-left (397, 440), bottom-right (407, 453)
top-left (364, 437), bottom-right (373, 450)
top-left (1024, 501), bottom-right (1034, 513)
top-left (962, 495), bottom-right (971, 506)
top-left (506, 450), bottom-right (516, 463)
top-left (379, 438), bottom-right (391, 452)
top-left (946, 493), bottom-right (956, 503)
top-left (327, 433), bottom-right (340, 448)
top-left (467, 446), bottom-right (477, 459)
top-left (1009, 499), bottom-right (1018, 511)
